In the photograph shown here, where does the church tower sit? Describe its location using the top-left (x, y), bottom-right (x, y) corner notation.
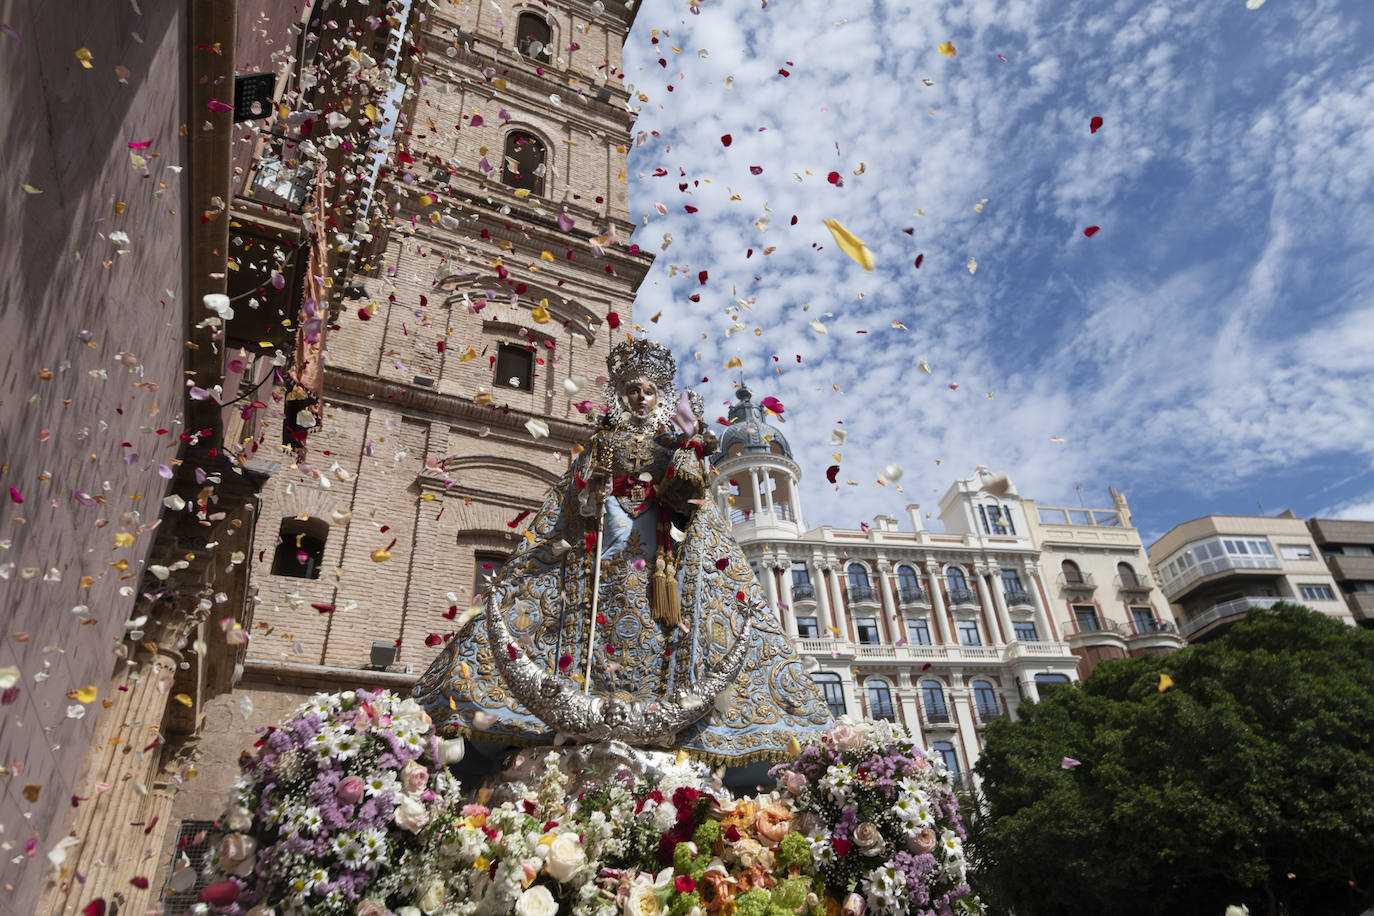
top-left (712, 386), bottom-right (805, 539)
top-left (173, 0), bottom-right (654, 825)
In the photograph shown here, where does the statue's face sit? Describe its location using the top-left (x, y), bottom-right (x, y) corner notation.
top-left (621, 376), bottom-right (658, 420)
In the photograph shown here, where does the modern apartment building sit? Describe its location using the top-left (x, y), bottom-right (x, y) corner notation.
top-left (1019, 488), bottom-right (1183, 679)
top-left (1147, 512), bottom-right (1353, 642)
top-left (1307, 517), bottom-right (1374, 627)
top-left (713, 390), bottom-right (1081, 786)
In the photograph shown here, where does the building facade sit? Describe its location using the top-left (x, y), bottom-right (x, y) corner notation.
top-left (1147, 512), bottom-right (1353, 642)
top-left (711, 390), bottom-right (1084, 786)
top-left (1019, 488), bottom-right (1183, 679)
top-left (1307, 518), bottom-right (1374, 627)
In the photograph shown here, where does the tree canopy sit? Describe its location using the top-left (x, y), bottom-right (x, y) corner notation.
top-left (971, 603), bottom-right (1374, 916)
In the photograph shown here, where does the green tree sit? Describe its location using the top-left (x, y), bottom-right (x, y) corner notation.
top-left (971, 603), bottom-right (1374, 916)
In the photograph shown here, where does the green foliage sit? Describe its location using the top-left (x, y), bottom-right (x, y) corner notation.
top-left (667, 891), bottom-right (701, 916)
top-left (734, 889), bottom-right (773, 916)
top-left (972, 604), bottom-right (1374, 916)
top-left (775, 831), bottom-right (810, 874)
top-left (692, 818), bottom-right (722, 853)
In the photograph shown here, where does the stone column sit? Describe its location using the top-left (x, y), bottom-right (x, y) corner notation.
top-left (813, 558), bottom-right (836, 637)
top-left (777, 561), bottom-right (798, 639)
top-left (973, 568), bottom-right (1001, 645)
top-left (925, 561), bottom-right (952, 644)
top-left (876, 559), bottom-right (898, 643)
top-left (824, 564), bottom-right (849, 640)
top-left (748, 469), bottom-right (762, 516)
top-left (1027, 565), bottom-right (1056, 640)
top-left (760, 558), bottom-right (779, 612)
top-left (988, 564), bottom-right (1015, 645)
top-left (786, 477), bottom-right (802, 526)
top-left (949, 685), bottom-right (979, 781)
top-left (761, 470), bottom-right (775, 514)
top-left (899, 685), bottom-right (926, 746)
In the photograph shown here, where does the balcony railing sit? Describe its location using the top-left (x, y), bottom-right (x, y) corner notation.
top-left (848, 584), bottom-right (877, 603)
top-left (1161, 553), bottom-right (1281, 598)
top-left (1131, 617), bottom-right (1179, 635)
top-left (975, 705), bottom-right (1003, 724)
top-left (729, 505), bottom-right (797, 526)
top-left (1003, 587), bottom-right (1032, 606)
top-left (868, 702), bottom-right (897, 722)
top-left (791, 582), bottom-right (815, 600)
top-left (1057, 571), bottom-right (1097, 591)
top-left (1179, 596), bottom-right (1283, 639)
top-left (923, 709), bottom-right (952, 725)
top-left (1063, 617), bottom-right (1126, 637)
top-left (1114, 573), bottom-right (1154, 592)
top-left (946, 586), bottom-right (976, 606)
top-left (897, 585), bottom-right (928, 606)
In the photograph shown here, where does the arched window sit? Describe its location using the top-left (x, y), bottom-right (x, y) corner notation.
top-left (945, 565), bottom-right (971, 603)
top-left (271, 516), bottom-right (329, 579)
top-left (865, 680), bottom-right (896, 722)
top-left (920, 679), bottom-right (948, 722)
top-left (1061, 559), bottom-right (1084, 584)
top-left (811, 672), bottom-right (846, 718)
top-left (1117, 561), bottom-right (1140, 588)
top-left (501, 131), bottom-right (545, 195)
top-left (847, 563), bottom-right (874, 601)
top-left (932, 741), bottom-right (962, 784)
top-left (1034, 673), bottom-right (1071, 695)
top-left (1000, 568), bottom-right (1023, 596)
top-left (973, 680), bottom-right (1000, 720)
top-left (897, 565), bottom-right (921, 590)
top-left (515, 11), bottom-right (551, 58)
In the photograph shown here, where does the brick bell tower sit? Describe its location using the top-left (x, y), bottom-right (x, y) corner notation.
top-left (233, 0), bottom-right (653, 730)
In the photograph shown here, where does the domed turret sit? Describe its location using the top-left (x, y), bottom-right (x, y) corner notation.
top-left (711, 386), bottom-right (804, 538)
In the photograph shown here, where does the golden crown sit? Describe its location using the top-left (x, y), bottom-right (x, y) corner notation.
top-left (607, 338), bottom-right (676, 391)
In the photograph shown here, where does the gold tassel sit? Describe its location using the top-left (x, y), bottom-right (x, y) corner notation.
top-left (652, 549), bottom-right (680, 626)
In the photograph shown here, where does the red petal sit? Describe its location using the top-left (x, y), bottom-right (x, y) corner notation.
top-left (129, 877), bottom-right (150, 889)
top-left (1083, 225), bottom-right (1100, 237)
top-left (827, 171), bottom-right (841, 185)
top-left (697, 270), bottom-right (708, 285)
top-left (903, 227), bottom-right (915, 235)
top-left (826, 465), bottom-right (839, 484)
top-left (749, 165), bottom-right (763, 175)
top-left (684, 205), bottom-right (698, 213)
top-left (759, 396), bottom-right (784, 413)
top-left (715, 558), bottom-right (730, 570)
top-left (507, 643), bottom-right (518, 660)
top-left (558, 653), bottom-right (573, 672)
top-left (914, 254), bottom-right (924, 269)
top-left (425, 633), bottom-right (441, 647)
top-left (312, 603), bottom-right (335, 614)
top-left (720, 134), bottom-right (732, 147)
top-left (607, 311), bottom-right (621, 329)
top-left (199, 882), bottom-right (240, 907)
top-left (1090, 116), bottom-right (1103, 134)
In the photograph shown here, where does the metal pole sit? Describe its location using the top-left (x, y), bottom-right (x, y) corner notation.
top-left (582, 496), bottom-right (608, 694)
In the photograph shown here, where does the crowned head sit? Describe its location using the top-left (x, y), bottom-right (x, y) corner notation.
top-left (605, 338), bottom-right (677, 428)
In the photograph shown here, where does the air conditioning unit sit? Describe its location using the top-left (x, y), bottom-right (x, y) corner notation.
top-left (413, 374), bottom-right (436, 388)
top-left (370, 641), bottom-right (398, 670)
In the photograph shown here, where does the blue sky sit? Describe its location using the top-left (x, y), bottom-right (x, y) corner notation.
top-left (616, 0), bottom-right (1374, 544)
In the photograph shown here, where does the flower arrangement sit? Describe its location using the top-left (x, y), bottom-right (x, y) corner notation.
top-left (201, 689), bottom-right (466, 916)
top-left (203, 703), bottom-right (981, 916)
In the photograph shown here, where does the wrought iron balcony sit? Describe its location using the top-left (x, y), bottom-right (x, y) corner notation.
top-left (868, 701), bottom-right (897, 722)
top-left (923, 709), bottom-right (953, 726)
top-left (1114, 572), bottom-right (1154, 592)
top-left (791, 582), bottom-right (815, 600)
top-left (1057, 571), bottom-right (1097, 591)
top-left (946, 586), bottom-right (976, 606)
top-left (848, 584), bottom-right (878, 603)
top-left (897, 585), bottom-right (928, 605)
top-left (1003, 587), bottom-right (1032, 606)
top-left (1132, 617), bottom-right (1178, 635)
top-left (1063, 616), bottom-right (1125, 636)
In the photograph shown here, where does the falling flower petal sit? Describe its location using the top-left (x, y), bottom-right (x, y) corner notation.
top-left (938, 41), bottom-right (957, 58)
top-left (1090, 115), bottom-right (1104, 133)
top-left (525, 418), bottom-right (550, 439)
top-left (822, 218), bottom-right (875, 272)
top-left (1061, 756), bottom-right (1081, 769)
top-left (825, 465), bottom-right (840, 484)
top-left (1158, 673), bottom-right (1174, 692)
top-left (967, 257), bottom-right (978, 275)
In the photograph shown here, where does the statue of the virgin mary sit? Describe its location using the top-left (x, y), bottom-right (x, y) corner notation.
top-left (413, 338), bottom-right (832, 766)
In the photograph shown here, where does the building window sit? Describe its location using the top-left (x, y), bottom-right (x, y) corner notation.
top-left (1299, 584), bottom-right (1336, 601)
top-left (1034, 673), bottom-right (1071, 694)
top-left (945, 566), bottom-right (972, 603)
top-left (906, 618), bottom-right (932, 646)
top-left (896, 565), bottom-right (925, 603)
top-left (921, 679), bottom-right (949, 722)
top-left (1131, 606), bottom-right (1157, 633)
top-left (271, 517), bottom-right (328, 579)
top-left (796, 616), bottom-right (819, 638)
top-left (494, 343), bottom-right (534, 390)
top-left (161, 820), bottom-right (219, 915)
top-left (1117, 562), bottom-right (1142, 588)
top-left (474, 552), bottom-right (507, 597)
top-left (502, 130), bottom-right (546, 194)
top-left (515, 11), bottom-right (551, 57)
top-left (1061, 559), bottom-right (1084, 584)
top-left (866, 681), bottom-right (896, 721)
top-left (979, 504), bottom-right (1015, 535)
top-left (790, 561), bottom-right (814, 599)
top-left (956, 619), bottom-right (981, 646)
top-left (812, 672), bottom-right (846, 718)
top-left (1001, 568), bottom-right (1027, 603)
top-left (1073, 604), bottom-right (1100, 632)
top-left (855, 617), bottom-right (880, 644)
top-left (932, 741), bottom-right (961, 785)
top-left (1280, 544), bottom-right (1315, 560)
top-left (973, 680), bottom-right (1000, 720)
top-left (1013, 622), bottom-right (1039, 642)
top-left (847, 563), bottom-right (875, 601)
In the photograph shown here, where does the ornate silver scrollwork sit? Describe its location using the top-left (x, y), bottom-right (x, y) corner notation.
top-left (483, 591), bottom-right (750, 747)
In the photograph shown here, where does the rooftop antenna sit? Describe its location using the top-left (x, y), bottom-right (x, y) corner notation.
top-left (1074, 482), bottom-right (1085, 507)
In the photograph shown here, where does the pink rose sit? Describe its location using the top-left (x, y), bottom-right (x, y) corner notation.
top-left (755, 802), bottom-right (792, 847)
top-left (842, 893), bottom-right (866, 916)
top-left (336, 775), bottom-right (366, 805)
top-left (401, 760), bottom-right (430, 794)
top-left (394, 794), bottom-right (430, 832)
top-left (356, 900), bottom-right (389, 916)
top-left (907, 828), bottom-right (937, 855)
top-left (461, 803), bottom-right (490, 818)
top-left (215, 833), bottom-right (257, 878)
top-left (827, 722), bottom-right (861, 750)
top-left (782, 771), bottom-right (807, 794)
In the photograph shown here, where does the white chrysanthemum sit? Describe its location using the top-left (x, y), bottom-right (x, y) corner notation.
top-left (940, 829), bottom-right (964, 859)
top-left (359, 828), bottom-right (389, 867)
top-left (811, 838), bottom-right (836, 868)
top-left (333, 832), bottom-right (365, 868)
top-left (364, 770), bottom-right (399, 797)
top-left (295, 806), bottom-right (323, 835)
top-left (329, 728), bottom-right (362, 759)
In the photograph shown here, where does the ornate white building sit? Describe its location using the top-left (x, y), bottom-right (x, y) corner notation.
top-left (710, 387), bottom-right (1178, 784)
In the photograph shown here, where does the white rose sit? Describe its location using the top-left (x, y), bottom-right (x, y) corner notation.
top-left (623, 883), bottom-right (662, 916)
top-left (545, 833), bottom-right (586, 883)
top-left (394, 794), bottom-right (431, 833)
top-left (226, 805), bottom-right (253, 832)
top-left (437, 736), bottom-right (466, 766)
top-left (394, 698), bottom-right (430, 726)
top-left (419, 881), bottom-right (446, 915)
top-left (515, 885), bottom-right (558, 916)
top-left (397, 908), bottom-right (422, 916)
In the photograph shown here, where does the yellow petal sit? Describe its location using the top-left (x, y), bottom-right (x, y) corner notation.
top-left (531, 299), bottom-right (551, 323)
top-left (75, 685), bottom-right (98, 704)
top-left (540, 250), bottom-right (555, 261)
top-left (364, 104), bottom-right (377, 122)
top-left (371, 548), bottom-right (392, 562)
top-left (938, 41), bottom-right (957, 58)
top-left (418, 194), bottom-right (435, 207)
top-left (724, 357), bottom-right (742, 369)
top-left (513, 188), bottom-right (531, 198)
top-left (174, 693), bottom-right (194, 707)
top-left (1158, 673), bottom-right (1174, 692)
top-left (75, 47), bottom-right (94, 68)
top-left (822, 219), bottom-right (875, 272)
top-left (21, 184), bottom-right (43, 195)
top-left (114, 532), bottom-right (135, 548)
top-left (458, 346), bottom-right (478, 363)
